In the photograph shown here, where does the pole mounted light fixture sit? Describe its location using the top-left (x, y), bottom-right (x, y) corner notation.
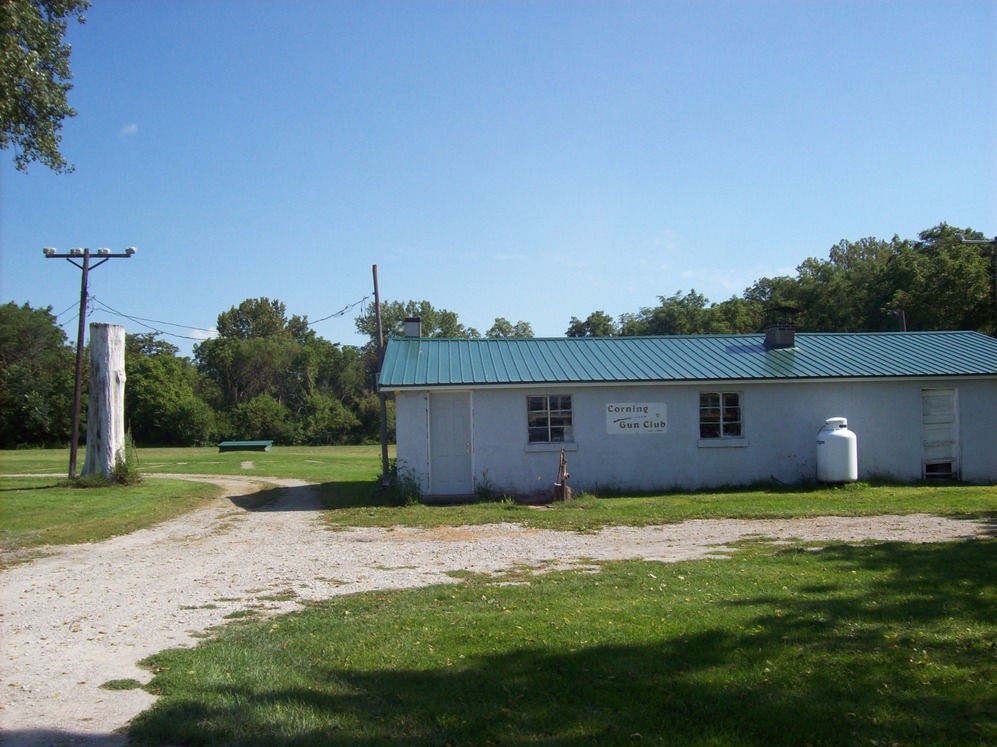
top-left (44, 246), bottom-right (137, 478)
top-left (45, 246), bottom-right (137, 262)
top-left (956, 234), bottom-right (997, 339)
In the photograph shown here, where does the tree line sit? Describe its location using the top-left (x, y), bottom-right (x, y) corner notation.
top-left (0, 298), bottom-right (536, 448)
top-left (1, 223), bottom-right (992, 448)
top-left (566, 224), bottom-right (994, 337)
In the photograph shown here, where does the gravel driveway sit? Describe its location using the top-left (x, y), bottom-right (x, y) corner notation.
top-left (1, 475), bottom-right (992, 746)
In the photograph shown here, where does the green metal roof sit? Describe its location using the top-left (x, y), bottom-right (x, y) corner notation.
top-left (378, 331), bottom-right (997, 389)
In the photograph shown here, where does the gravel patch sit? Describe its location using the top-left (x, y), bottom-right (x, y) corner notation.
top-left (1, 475), bottom-right (992, 746)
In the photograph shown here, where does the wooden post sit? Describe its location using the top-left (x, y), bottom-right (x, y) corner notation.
top-left (83, 323), bottom-right (127, 479)
top-left (68, 248), bottom-right (91, 478)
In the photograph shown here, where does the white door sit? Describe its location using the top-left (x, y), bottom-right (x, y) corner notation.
top-left (921, 388), bottom-right (959, 479)
top-left (429, 392), bottom-right (473, 495)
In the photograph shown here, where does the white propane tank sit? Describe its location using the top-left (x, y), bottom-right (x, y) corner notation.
top-left (816, 417), bottom-right (858, 483)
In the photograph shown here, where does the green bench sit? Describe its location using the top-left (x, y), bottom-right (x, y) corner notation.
top-left (218, 440), bottom-right (273, 453)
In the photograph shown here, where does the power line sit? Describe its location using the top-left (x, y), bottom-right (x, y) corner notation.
top-left (52, 301), bottom-right (79, 319)
top-left (89, 296), bottom-right (214, 341)
top-left (87, 294), bottom-right (373, 342)
top-left (58, 313), bottom-right (80, 330)
top-left (91, 297), bottom-right (213, 331)
top-left (307, 295), bottom-right (371, 325)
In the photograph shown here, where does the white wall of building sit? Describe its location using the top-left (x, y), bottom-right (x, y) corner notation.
top-left (959, 380), bottom-right (997, 483)
top-left (394, 378), bottom-right (997, 496)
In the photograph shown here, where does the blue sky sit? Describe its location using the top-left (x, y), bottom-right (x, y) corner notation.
top-left (2, 0), bottom-right (995, 357)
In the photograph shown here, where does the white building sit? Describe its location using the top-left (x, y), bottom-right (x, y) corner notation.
top-left (378, 325), bottom-right (997, 499)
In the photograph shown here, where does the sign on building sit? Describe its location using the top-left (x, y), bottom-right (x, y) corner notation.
top-left (606, 402), bottom-right (668, 435)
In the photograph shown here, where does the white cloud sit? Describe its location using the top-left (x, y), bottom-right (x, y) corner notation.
top-left (118, 123), bottom-right (138, 138)
top-left (189, 328), bottom-right (217, 341)
top-left (652, 229), bottom-right (679, 253)
top-left (672, 265), bottom-right (798, 301)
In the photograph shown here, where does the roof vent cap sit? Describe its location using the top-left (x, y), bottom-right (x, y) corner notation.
top-left (404, 317), bottom-right (422, 338)
top-left (764, 305), bottom-right (798, 349)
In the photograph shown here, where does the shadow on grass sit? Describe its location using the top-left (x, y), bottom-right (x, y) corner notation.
top-left (129, 540), bottom-right (997, 746)
top-left (226, 480), bottom-right (401, 512)
top-left (979, 521), bottom-right (997, 538)
top-left (0, 482), bottom-right (63, 492)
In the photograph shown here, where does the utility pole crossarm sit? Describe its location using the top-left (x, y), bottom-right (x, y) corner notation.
top-left (45, 247), bottom-right (137, 258)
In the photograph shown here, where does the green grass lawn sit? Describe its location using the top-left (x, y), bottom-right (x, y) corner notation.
top-left (0, 444), bottom-right (390, 482)
top-left (321, 481), bottom-right (997, 531)
top-left (0, 444), bottom-right (391, 559)
top-left (130, 540), bottom-right (997, 746)
top-left (0, 447), bottom-right (386, 558)
top-left (3, 446), bottom-right (996, 744)
top-left (3, 446), bottom-right (996, 540)
top-left (0, 477), bottom-right (218, 561)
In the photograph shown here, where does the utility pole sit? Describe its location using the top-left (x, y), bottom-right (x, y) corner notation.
top-left (372, 264), bottom-right (390, 486)
top-left (44, 246), bottom-right (136, 478)
top-left (957, 234), bottom-right (997, 337)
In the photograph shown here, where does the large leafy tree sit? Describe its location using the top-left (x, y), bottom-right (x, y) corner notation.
top-left (354, 299), bottom-right (483, 402)
top-left (125, 333), bottom-right (216, 446)
top-left (197, 298), bottom-right (373, 444)
top-left (1, 0), bottom-right (89, 172)
top-left (196, 299), bottom-right (305, 409)
top-left (620, 290), bottom-right (724, 336)
top-left (747, 224), bottom-right (994, 334)
top-left (790, 236), bottom-right (901, 332)
top-left (887, 225), bottom-right (994, 334)
top-left (215, 297), bottom-right (311, 342)
top-left (573, 294), bottom-right (762, 338)
top-left (290, 335), bottom-right (366, 443)
top-left (296, 392), bottom-right (360, 445)
top-left (355, 299), bottom-right (481, 342)
top-left (743, 274), bottom-right (799, 309)
top-left (230, 393), bottom-right (297, 444)
top-left (599, 223), bottom-right (994, 338)
top-left (708, 295), bottom-right (765, 334)
top-left (0, 302), bottom-right (75, 446)
top-left (566, 311), bottom-right (617, 337)
top-left (486, 318), bottom-right (534, 338)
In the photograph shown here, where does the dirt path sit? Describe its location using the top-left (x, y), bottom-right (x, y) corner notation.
top-left (1, 475), bottom-right (993, 746)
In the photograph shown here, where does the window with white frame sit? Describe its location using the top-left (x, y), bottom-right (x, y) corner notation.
top-left (699, 391), bottom-right (742, 439)
top-left (527, 395), bottom-right (573, 443)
